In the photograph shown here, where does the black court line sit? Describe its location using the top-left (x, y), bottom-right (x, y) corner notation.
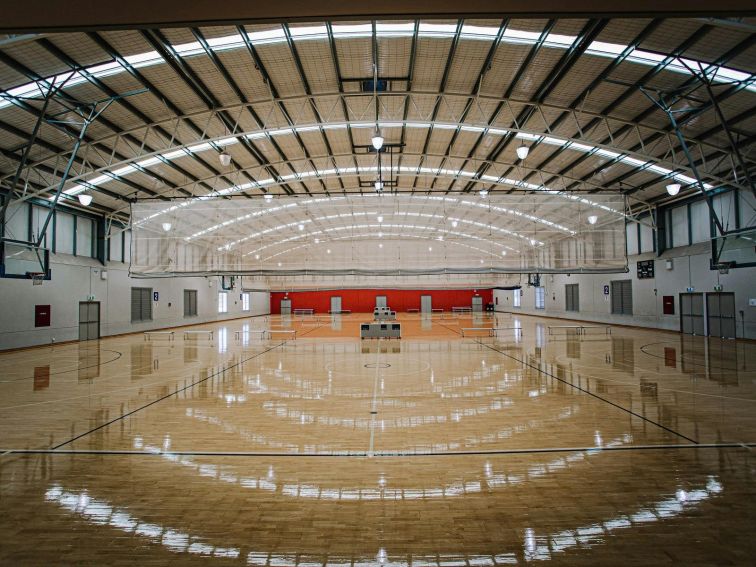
top-left (0, 349), bottom-right (124, 383)
top-left (435, 321), bottom-right (700, 445)
top-left (639, 341), bottom-right (748, 372)
top-left (46, 323), bottom-right (325, 452)
top-left (2, 442), bottom-right (753, 458)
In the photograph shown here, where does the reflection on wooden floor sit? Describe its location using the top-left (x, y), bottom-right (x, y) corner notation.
top-left (0, 312), bottom-right (754, 565)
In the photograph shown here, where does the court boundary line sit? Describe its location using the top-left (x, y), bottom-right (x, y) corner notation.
top-left (367, 339), bottom-right (382, 457)
top-left (0, 348), bottom-right (124, 383)
top-left (1, 442), bottom-right (753, 458)
top-left (638, 341), bottom-right (752, 372)
top-left (434, 320), bottom-right (701, 445)
top-left (43, 323), bottom-right (326, 452)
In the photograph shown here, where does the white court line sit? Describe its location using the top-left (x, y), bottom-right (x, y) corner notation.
top-left (367, 341), bottom-right (382, 458)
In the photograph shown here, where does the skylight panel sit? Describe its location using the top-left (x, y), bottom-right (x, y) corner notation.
top-left (162, 149), bottom-right (187, 160)
top-left (205, 34), bottom-right (246, 51)
top-left (331, 24), bottom-right (372, 38)
top-left (123, 51), bottom-right (163, 67)
top-left (88, 61), bottom-right (123, 79)
top-left (375, 22), bottom-right (415, 36)
top-left (595, 148), bottom-right (621, 159)
top-left (502, 28), bottom-right (542, 43)
top-left (621, 156), bottom-right (647, 168)
top-left (288, 25), bottom-right (329, 39)
top-left (136, 156), bottom-right (162, 168)
top-left (628, 49), bottom-right (667, 64)
top-left (246, 27), bottom-right (287, 44)
top-left (460, 25), bottom-right (500, 40)
top-left (545, 33), bottom-right (577, 47)
top-left (418, 23), bottom-right (458, 37)
top-left (515, 132), bottom-right (541, 141)
top-left (570, 142), bottom-right (594, 152)
top-left (188, 142), bottom-right (213, 154)
top-left (586, 40), bottom-right (626, 56)
top-left (172, 41), bottom-right (205, 57)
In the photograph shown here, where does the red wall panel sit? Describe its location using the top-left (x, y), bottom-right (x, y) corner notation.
top-left (270, 289), bottom-right (493, 314)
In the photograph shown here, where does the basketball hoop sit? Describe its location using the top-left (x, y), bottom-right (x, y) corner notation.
top-left (28, 272), bottom-right (45, 286)
top-left (715, 262), bottom-right (733, 275)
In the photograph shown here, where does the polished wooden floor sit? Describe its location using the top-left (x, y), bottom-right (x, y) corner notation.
top-left (1, 312), bottom-right (755, 565)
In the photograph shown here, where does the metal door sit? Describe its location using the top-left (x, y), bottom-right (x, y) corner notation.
top-left (78, 301), bottom-right (100, 341)
top-left (706, 292), bottom-right (736, 338)
top-left (472, 296), bottom-right (483, 313)
top-left (330, 296), bottom-right (342, 313)
top-left (375, 295), bottom-right (387, 308)
top-left (280, 299), bottom-right (291, 315)
top-left (680, 293), bottom-right (704, 335)
top-left (420, 295), bottom-right (432, 313)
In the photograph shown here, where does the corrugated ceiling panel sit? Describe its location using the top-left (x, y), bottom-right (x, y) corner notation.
top-left (412, 37), bottom-right (455, 92)
top-left (294, 38), bottom-right (340, 94)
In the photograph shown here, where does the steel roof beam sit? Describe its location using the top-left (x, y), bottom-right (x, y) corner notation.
top-left (326, 21), bottom-right (364, 194)
top-left (457, 19), bottom-right (557, 193)
top-left (0, 51), bottom-right (170, 202)
top-left (412, 19), bottom-right (463, 192)
top-left (141, 29), bottom-right (266, 198)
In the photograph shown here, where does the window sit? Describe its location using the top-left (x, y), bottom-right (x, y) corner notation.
top-left (218, 292), bottom-right (228, 314)
top-left (76, 217), bottom-right (94, 257)
top-left (513, 289), bottom-right (521, 308)
top-left (56, 212), bottom-right (74, 254)
top-left (535, 287), bottom-right (545, 309)
top-left (565, 284), bottom-right (579, 312)
top-left (611, 280), bottom-right (633, 315)
top-left (242, 293), bottom-right (250, 312)
top-left (184, 289), bottom-right (198, 317)
top-left (131, 287), bottom-right (152, 322)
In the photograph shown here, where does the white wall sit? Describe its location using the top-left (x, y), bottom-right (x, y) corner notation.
top-left (0, 254), bottom-right (270, 350)
top-left (494, 244), bottom-right (756, 339)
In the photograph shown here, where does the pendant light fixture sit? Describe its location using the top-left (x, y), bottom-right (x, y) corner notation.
top-left (666, 182), bottom-right (681, 196)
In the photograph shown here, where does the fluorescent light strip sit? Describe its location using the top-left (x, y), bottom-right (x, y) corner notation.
top-left (2, 26), bottom-right (753, 114)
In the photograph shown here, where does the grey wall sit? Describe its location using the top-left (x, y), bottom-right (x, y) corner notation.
top-left (0, 253), bottom-right (270, 350)
top-left (493, 244), bottom-right (756, 339)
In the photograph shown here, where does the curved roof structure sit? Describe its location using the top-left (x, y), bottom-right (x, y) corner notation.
top-left (0, 16), bottom-right (754, 274)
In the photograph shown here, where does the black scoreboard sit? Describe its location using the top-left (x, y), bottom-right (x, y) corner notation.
top-left (637, 260), bottom-right (654, 279)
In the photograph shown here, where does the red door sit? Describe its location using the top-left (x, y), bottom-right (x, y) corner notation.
top-left (35, 305), bottom-right (51, 327)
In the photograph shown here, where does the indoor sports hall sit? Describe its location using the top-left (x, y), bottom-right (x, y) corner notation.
top-left (1, 2), bottom-right (755, 565)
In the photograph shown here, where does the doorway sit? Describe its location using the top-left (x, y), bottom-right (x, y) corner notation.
top-left (375, 295), bottom-right (387, 308)
top-left (330, 296), bottom-right (342, 313)
top-left (706, 292), bottom-right (736, 338)
top-left (78, 301), bottom-right (100, 341)
top-left (472, 296), bottom-right (483, 313)
top-left (280, 298), bottom-right (291, 315)
top-left (420, 295), bottom-right (432, 314)
top-left (679, 293), bottom-right (704, 336)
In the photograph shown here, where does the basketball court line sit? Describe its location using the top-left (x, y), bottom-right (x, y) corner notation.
top-left (434, 320), bottom-right (701, 445)
top-left (37, 323), bottom-right (328, 453)
top-left (3, 318), bottom-right (730, 460)
top-left (1, 442), bottom-right (753, 458)
top-left (367, 341), bottom-right (382, 457)
top-left (0, 349), bottom-right (124, 383)
top-left (639, 341), bottom-right (754, 371)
